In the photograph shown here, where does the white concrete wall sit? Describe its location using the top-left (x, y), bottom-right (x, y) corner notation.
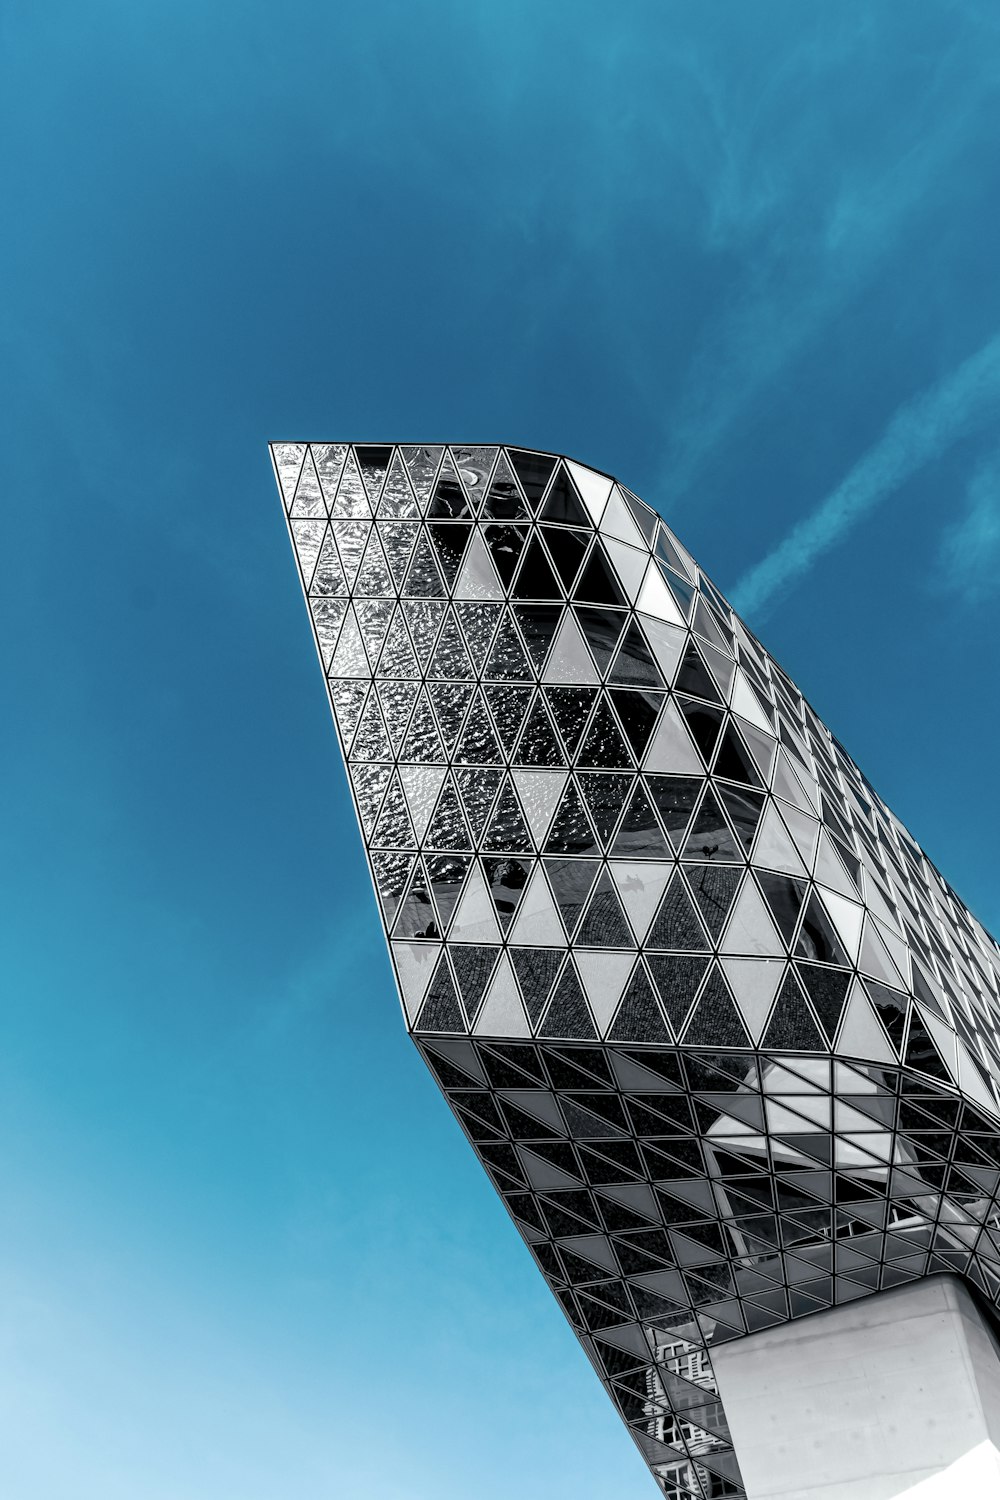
top-left (712, 1276), bottom-right (1000, 1499)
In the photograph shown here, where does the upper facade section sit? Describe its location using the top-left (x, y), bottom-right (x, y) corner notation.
top-left (272, 442), bottom-right (1000, 1117)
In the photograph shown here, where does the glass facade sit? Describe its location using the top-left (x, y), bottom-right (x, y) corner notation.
top-left (273, 442), bottom-right (1000, 1499)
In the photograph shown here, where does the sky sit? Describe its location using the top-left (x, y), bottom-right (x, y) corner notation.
top-left (2, 2), bottom-right (1000, 1496)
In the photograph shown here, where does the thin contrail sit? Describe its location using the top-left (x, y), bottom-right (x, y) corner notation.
top-left (730, 332), bottom-right (1000, 618)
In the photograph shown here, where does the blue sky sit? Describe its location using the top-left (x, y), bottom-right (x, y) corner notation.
top-left (3, 2), bottom-right (1000, 1496)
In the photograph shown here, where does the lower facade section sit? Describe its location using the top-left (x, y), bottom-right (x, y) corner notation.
top-left (712, 1276), bottom-right (1000, 1499)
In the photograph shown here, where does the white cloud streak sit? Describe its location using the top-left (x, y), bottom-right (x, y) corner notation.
top-left (937, 454), bottom-right (1000, 604)
top-left (656, 18), bottom-right (996, 509)
top-left (730, 331), bottom-right (1000, 617)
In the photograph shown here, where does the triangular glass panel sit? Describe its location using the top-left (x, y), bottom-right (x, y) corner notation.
top-left (514, 695), bottom-right (566, 767)
top-left (402, 532), bottom-right (445, 597)
top-left (609, 964), bottom-right (671, 1043)
top-left (507, 448), bottom-right (557, 509)
top-left (540, 964), bottom-right (598, 1040)
top-left (427, 521), bottom-right (471, 588)
top-left (577, 771), bottom-right (633, 847)
top-left (544, 780), bottom-right (600, 857)
top-left (416, 954), bottom-right (466, 1033)
top-left (482, 452), bottom-right (530, 519)
top-left (543, 527), bottom-right (589, 592)
top-left (755, 871), bottom-right (808, 947)
top-left (484, 611), bottom-right (533, 681)
top-left (713, 723), bottom-right (763, 787)
top-left (512, 533), bottom-right (562, 600)
top-left (610, 780), bottom-right (673, 861)
top-left (678, 698), bottom-right (724, 765)
top-left (455, 767), bottom-right (502, 842)
top-left (675, 642), bottom-right (723, 703)
top-left (686, 864), bottom-right (742, 941)
top-left (683, 966), bottom-right (751, 1047)
top-left (717, 784), bottom-right (765, 852)
top-left (795, 965), bottom-right (851, 1044)
top-left (510, 948), bottom-right (565, 1026)
top-left (578, 696), bottom-right (634, 768)
top-left (682, 787), bottom-right (743, 862)
top-left (645, 954), bottom-right (711, 1035)
top-left (761, 969), bottom-right (826, 1052)
top-left (427, 455), bottom-right (471, 518)
top-left (513, 603), bottom-right (562, 673)
top-left (577, 869), bottom-right (635, 949)
top-left (795, 892), bottom-right (850, 967)
top-left (574, 547), bottom-right (628, 607)
top-left (647, 873), bottom-right (711, 952)
top-left (539, 465), bottom-right (590, 525)
top-left (575, 606), bottom-right (627, 675)
top-left (482, 780), bottom-right (533, 854)
top-left (424, 779), bottom-right (473, 852)
top-left (484, 683), bottom-right (532, 757)
top-left (545, 686), bottom-right (598, 756)
top-left (455, 600), bottom-right (502, 670)
top-left (543, 857), bottom-right (601, 937)
top-left (608, 621), bottom-right (665, 687)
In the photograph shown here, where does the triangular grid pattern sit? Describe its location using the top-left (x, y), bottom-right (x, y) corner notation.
top-left (274, 442), bottom-right (1000, 1500)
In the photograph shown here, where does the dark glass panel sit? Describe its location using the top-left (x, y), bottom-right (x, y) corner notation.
top-left (483, 856), bottom-right (531, 930)
top-left (578, 870), bottom-right (635, 948)
top-left (609, 689), bottom-right (662, 759)
top-left (686, 865), bottom-right (742, 940)
top-left (545, 781), bottom-right (600, 857)
top-left (644, 778), bottom-right (703, 854)
top-left (797, 964), bottom-right (851, 1043)
top-left (608, 965), bottom-right (671, 1042)
top-left (483, 524), bottom-right (527, 587)
top-left (677, 698), bottom-right (724, 763)
top-left (355, 444), bottom-right (393, 500)
top-left (428, 473), bottom-right (471, 518)
top-left (543, 526), bottom-right (589, 591)
top-left (544, 685), bottom-right (599, 755)
top-left (514, 696), bottom-right (566, 766)
top-left (510, 948), bottom-right (564, 1025)
top-left (713, 723), bottom-right (763, 787)
top-left (717, 784), bottom-right (765, 851)
top-left (609, 621), bottom-right (665, 687)
top-left (574, 547), bottom-right (628, 607)
top-left (512, 534), bottom-right (563, 600)
top-left (484, 683), bottom-right (532, 756)
top-left (541, 966), bottom-right (598, 1039)
top-left (416, 954), bottom-right (466, 1033)
top-left (508, 447), bottom-right (557, 507)
top-left (482, 452), bottom-right (531, 519)
top-left (684, 967), bottom-right (751, 1047)
top-left (755, 871), bottom-right (807, 946)
top-left (543, 857), bottom-right (601, 933)
top-left (539, 466), bottom-right (590, 525)
top-left (760, 970), bottom-right (826, 1051)
top-left (513, 604), bottom-right (562, 672)
top-left (611, 781), bottom-right (673, 860)
top-left (795, 893), bottom-right (849, 966)
top-left (578, 696), bottom-right (634, 768)
top-left (647, 876), bottom-right (710, 953)
top-left (451, 945), bottom-right (502, 1022)
top-left (427, 522), bottom-right (471, 586)
top-left (482, 783), bottom-right (533, 855)
top-left (578, 771), bottom-right (633, 847)
top-left (675, 642), bottom-right (723, 703)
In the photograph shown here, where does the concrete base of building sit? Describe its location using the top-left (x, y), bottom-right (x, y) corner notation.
top-left (712, 1275), bottom-right (1000, 1499)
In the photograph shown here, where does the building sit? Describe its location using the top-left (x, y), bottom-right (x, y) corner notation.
top-left (272, 441), bottom-right (1000, 1498)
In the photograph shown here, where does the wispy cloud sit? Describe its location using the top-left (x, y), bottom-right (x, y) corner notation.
top-left (937, 455), bottom-right (1000, 604)
top-left (730, 331), bottom-right (1000, 618)
top-left (655, 16), bottom-right (996, 509)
